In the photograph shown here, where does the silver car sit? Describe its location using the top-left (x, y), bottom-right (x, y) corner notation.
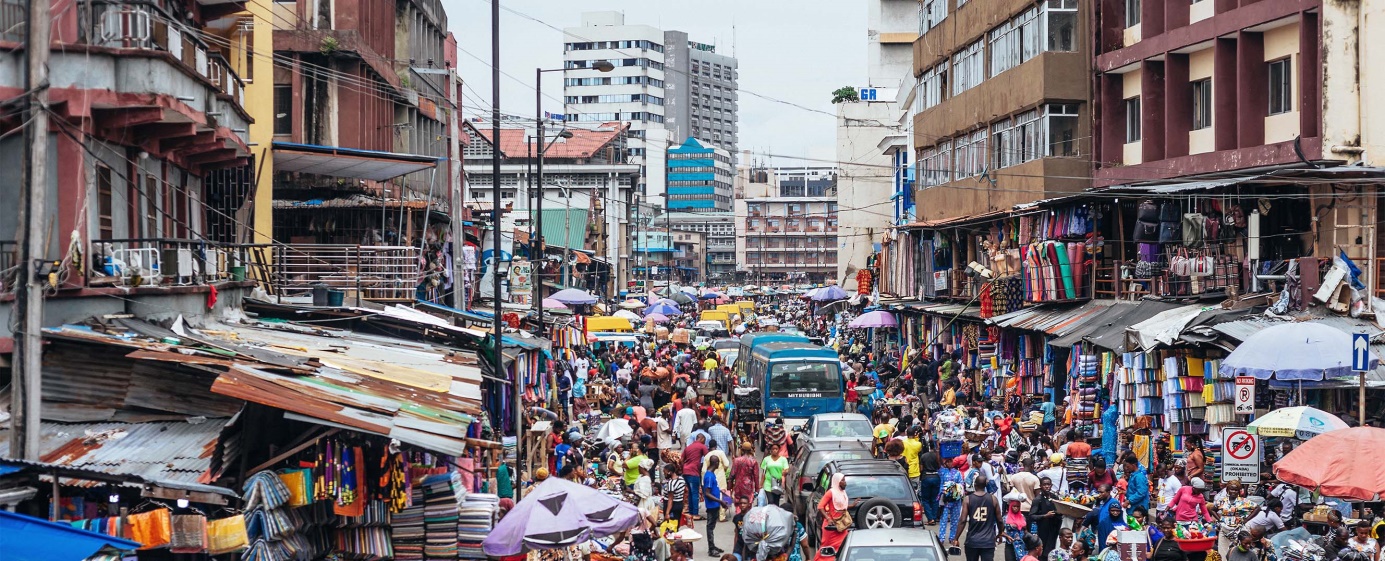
top-left (796, 412), bottom-right (875, 449)
top-left (836, 528), bottom-right (947, 561)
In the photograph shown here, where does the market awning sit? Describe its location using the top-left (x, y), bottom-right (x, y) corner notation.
top-left (0, 509), bottom-right (140, 561)
top-left (273, 141), bottom-right (440, 181)
top-left (1079, 299), bottom-right (1191, 352)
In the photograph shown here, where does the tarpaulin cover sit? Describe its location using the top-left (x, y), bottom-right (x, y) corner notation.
top-left (1273, 427), bottom-right (1385, 500)
top-left (740, 505), bottom-right (795, 561)
top-left (1220, 322), bottom-right (1380, 381)
top-left (0, 509), bottom-right (140, 561)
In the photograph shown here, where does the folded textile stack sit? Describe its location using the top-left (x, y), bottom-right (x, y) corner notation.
top-left (1070, 353), bottom-right (1101, 438)
top-left (457, 492), bottom-right (498, 559)
top-left (422, 473), bottom-right (459, 560)
top-left (392, 488), bottom-right (426, 561)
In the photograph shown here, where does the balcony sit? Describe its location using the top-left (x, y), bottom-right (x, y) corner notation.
top-left (269, 245), bottom-right (423, 303)
top-left (87, 238), bottom-right (257, 288)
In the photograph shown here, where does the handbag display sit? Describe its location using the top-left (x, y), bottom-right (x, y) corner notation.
top-left (1182, 213), bottom-right (1206, 247)
top-left (1158, 222), bottom-right (1179, 244)
top-left (1132, 220), bottom-right (1160, 242)
top-left (1137, 199), bottom-right (1160, 222)
top-left (1159, 201), bottom-right (1181, 222)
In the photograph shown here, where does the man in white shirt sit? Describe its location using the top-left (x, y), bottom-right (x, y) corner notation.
top-left (673, 405), bottom-right (698, 450)
top-left (1156, 464), bottom-right (1183, 518)
top-left (1037, 453), bottom-right (1069, 495)
top-left (1007, 458), bottom-right (1041, 511)
top-left (1270, 483), bottom-right (1297, 519)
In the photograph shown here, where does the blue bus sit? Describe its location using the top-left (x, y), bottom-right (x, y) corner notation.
top-left (734, 332), bottom-right (812, 386)
top-left (744, 342), bottom-right (845, 428)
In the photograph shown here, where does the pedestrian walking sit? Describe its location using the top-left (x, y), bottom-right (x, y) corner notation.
top-left (952, 474), bottom-right (1004, 561)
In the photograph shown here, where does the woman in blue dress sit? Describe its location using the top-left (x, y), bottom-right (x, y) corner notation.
top-left (937, 455), bottom-right (968, 545)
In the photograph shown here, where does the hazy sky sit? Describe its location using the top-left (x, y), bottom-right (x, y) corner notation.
top-left (446, 0), bottom-right (866, 162)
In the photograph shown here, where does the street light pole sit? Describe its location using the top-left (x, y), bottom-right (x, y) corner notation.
top-left (490, 0), bottom-right (517, 485)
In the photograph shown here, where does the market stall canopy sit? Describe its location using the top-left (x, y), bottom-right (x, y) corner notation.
top-left (549, 288), bottom-right (600, 305)
top-left (542, 298), bottom-right (569, 310)
top-left (482, 477), bottom-right (640, 556)
top-left (1274, 427), bottom-right (1385, 500)
top-left (273, 142), bottom-right (439, 181)
top-left (618, 299), bottom-right (647, 310)
top-left (0, 509), bottom-right (141, 561)
top-left (849, 310), bottom-right (898, 328)
top-left (646, 313), bottom-right (671, 323)
top-left (1220, 322), bottom-right (1380, 381)
top-left (1248, 406), bottom-right (1349, 439)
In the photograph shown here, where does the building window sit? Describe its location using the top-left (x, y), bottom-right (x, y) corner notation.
top-left (97, 165), bottom-right (113, 239)
top-left (1269, 59), bottom-right (1293, 115)
top-left (1192, 79), bottom-right (1212, 130)
top-left (1044, 104), bottom-right (1080, 156)
top-left (992, 118), bottom-right (1013, 169)
top-left (273, 84), bottom-right (292, 135)
top-left (918, 139), bottom-right (953, 187)
top-left (918, 62), bottom-right (948, 111)
top-left (920, 0), bottom-right (947, 33)
top-left (1125, 97), bottom-right (1142, 142)
top-left (954, 128), bottom-right (987, 178)
top-left (1046, 0), bottom-right (1078, 52)
top-left (1125, 0), bottom-right (1141, 27)
top-left (990, 7), bottom-right (1040, 77)
top-left (1015, 109), bottom-right (1042, 163)
top-left (952, 40), bottom-right (984, 95)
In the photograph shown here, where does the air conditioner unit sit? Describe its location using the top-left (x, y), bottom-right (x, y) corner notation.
top-left (162, 247), bottom-right (196, 284)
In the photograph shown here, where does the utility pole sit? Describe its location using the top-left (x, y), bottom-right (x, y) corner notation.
top-left (11, 0), bottom-right (50, 461)
top-left (491, 0), bottom-right (521, 484)
top-left (448, 69), bottom-right (465, 310)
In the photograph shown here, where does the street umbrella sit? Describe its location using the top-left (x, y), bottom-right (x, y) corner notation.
top-left (549, 288), bottom-right (600, 305)
top-left (1249, 406), bottom-right (1349, 439)
top-left (810, 284), bottom-right (848, 302)
top-left (618, 299), bottom-right (647, 310)
top-left (541, 298), bottom-right (568, 310)
top-left (700, 291), bottom-right (725, 300)
top-left (1273, 426), bottom-right (1385, 500)
top-left (613, 309), bottom-right (641, 322)
top-left (646, 312), bottom-right (671, 323)
top-left (645, 302), bottom-right (682, 317)
top-left (595, 418), bottom-right (634, 444)
top-left (849, 310), bottom-right (898, 328)
top-left (667, 291), bottom-right (695, 305)
top-left (482, 477), bottom-right (640, 556)
top-left (679, 285), bottom-right (699, 295)
top-left (1220, 322), bottom-right (1380, 381)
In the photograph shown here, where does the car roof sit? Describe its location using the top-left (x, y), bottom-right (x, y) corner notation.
top-left (826, 459), bottom-right (909, 475)
top-left (810, 413), bottom-right (870, 422)
top-left (843, 528), bottom-right (943, 548)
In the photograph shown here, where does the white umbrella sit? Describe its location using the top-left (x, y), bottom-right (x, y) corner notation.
top-left (595, 418), bottom-right (633, 444)
top-left (613, 309), bottom-right (641, 321)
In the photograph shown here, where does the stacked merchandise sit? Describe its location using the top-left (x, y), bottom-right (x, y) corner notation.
top-left (421, 473), bottom-right (459, 560)
top-left (392, 488), bottom-right (426, 561)
top-left (1118, 352), bottom-right (1165, 429)
top-left (457, 492), bottom-right (498, 559)
top-left (1203, 357), bottom-right (1237, 425)
top-left (1070, 352), bottom-right (1101, 437)
top-left (329, 500), bottom-right (393, 559)
top-left (1161, 352), bottom-right (1208, 437)
top-left (241, 470), bottom-right (315, 560)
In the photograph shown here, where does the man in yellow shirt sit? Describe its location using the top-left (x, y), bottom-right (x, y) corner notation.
top-left (872, 415), bottom-right (895, 457)
top-left (902, 425), bottom-right (924, 494)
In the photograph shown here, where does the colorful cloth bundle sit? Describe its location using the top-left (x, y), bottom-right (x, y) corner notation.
top-left (246, 507), bottom-right (296, 542)
top-left (422, 473), bottom-right (459, 560)
top-left (206, 514), bottom-right (250, 555)
top-left (244, 470), bottom-right (292, 511)
top-left (170, 514), bottom-right (208, 553)
top-left (332, 527), bottom-right (394, 559)
top-left (128, 508), bottom-right (172, 550)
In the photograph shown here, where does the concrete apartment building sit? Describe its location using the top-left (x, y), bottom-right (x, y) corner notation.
top-left (734, 165), bottom-right (840, 283)
top-left (837, 0), bottom-right (920, 290)
top-left (912, 0), bottom-right (1090, 221)
top-left (655, 211), bottom-right (738, 282)
top-left (1090, 0), bottom-right (1356, 185)
top-left (774, 167), bottom-right (839, 197)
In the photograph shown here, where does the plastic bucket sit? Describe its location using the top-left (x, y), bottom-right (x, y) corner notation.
top-left (230, 266), bottom-right (247, 281)
top-left (311, 284), bottom-right (329, 306)
top-left (326, 289), bottom-right (345, 307)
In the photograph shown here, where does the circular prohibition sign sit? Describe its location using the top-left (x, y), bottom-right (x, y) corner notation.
top-left (1225, 430), bottom-right (1257, 461)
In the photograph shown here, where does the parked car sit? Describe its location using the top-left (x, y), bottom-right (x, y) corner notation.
top-left (785, 440), bottom-right (872, 520)
top-left (712, 338), bottom-right (740, 351)
top-left (836, 528), bottom-right (946, 561)
top-left (806, 460), bottom-right (921, 547)
top-left (796, 413), bottom-right (874, 450)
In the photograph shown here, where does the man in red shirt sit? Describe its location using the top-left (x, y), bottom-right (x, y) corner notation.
top-left (1065, 431), bottom-right (1092, 460)
top-left (682, 433), bottom-right (709, 519)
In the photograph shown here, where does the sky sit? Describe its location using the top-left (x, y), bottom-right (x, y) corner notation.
top-left (446, 0), bottom-right (866, 163)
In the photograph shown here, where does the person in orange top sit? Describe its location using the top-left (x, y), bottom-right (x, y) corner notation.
top-left (1065, 432), bottom-right (1092, 460)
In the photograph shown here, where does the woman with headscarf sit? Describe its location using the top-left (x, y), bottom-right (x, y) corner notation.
top-left (729, 441), bottom-right (761, 504)
top-left (1093, 531), bottom-right (1123, 561)
top-left (938, 455), bottom-right (969, 548)
top-left (815, 472), bottom-right (851, 561)
top-left (1003, 492), bottom-right (1030, 561)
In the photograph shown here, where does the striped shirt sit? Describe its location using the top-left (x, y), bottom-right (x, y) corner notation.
top-left (663, 477), bottom-right (688, 503)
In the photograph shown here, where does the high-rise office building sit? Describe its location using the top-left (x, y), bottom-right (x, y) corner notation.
top-left (563, 12), bottom-right (738, 206)
top-left (663, 31), bottom-right (739, 156)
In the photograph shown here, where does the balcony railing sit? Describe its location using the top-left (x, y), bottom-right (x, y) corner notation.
top-left (88, 238), bottom-right (254, 287)
top-left (270, 244), bottom-right (422, 303)
top-left (91, 2), bottom-right (245, 106)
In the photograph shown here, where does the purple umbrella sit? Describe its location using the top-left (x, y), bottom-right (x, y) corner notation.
top-left (482, 477), bottom-right (640, 556)
top-left (849, 310), bottom-right (898, 328)
top-left (646, 312), bottom-right (671, 323)
top-left (645, 302), bottom-right (683, 317)
top-left (810, 285), bottom-right (848, 302)
top-left (541, 298), bottom-right (568, 310)
top-left (550, 288), bottom-right (600, 305)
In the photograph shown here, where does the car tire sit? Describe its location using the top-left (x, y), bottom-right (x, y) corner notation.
top-left (856, 497), bottom-right (901, 529)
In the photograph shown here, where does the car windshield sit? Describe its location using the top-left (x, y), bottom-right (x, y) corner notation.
top-left (844, 475), bottom-right (914, 502)
top-left (806, 450), bottom-right (870, 478)
top-left (844, 545), bottom-right (940, 561)
top-left (768, 362), bottom-right (840, 396)
top-left (816, 419), bottom-right (872, 439)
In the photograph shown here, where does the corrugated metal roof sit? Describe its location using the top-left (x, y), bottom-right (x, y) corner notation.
top-left (1082, 300), bottom-right (1189, 352)
top-left (0, 420), bottom-right (226, 490)
top-left (987, 301), bottom-right (1115, 335)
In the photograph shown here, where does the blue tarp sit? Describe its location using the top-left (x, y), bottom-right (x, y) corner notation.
top-left (0, 510), bottom-right (140, 561)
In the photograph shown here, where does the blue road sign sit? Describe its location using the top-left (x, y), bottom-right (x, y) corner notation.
top-left (1353, 333), bottom-right (1372, 372)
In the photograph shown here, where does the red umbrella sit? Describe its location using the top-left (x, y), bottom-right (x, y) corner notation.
top-left (1273, 426), bottom-right (1385, 500)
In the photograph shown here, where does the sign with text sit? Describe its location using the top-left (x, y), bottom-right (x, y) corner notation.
top-left (1221, 427), bottom-right (1261, 484)
top-left (1234, 376), bottom-right (1256, 414)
